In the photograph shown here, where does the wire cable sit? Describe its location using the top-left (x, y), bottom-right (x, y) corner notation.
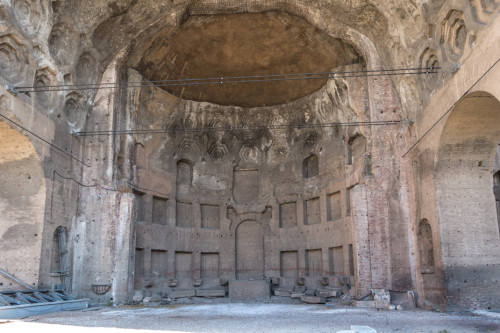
top-left (12, 66), bottom-right (457, 93)
top-left (75, 120), bottom-right (405, 137)
top-left (402, 57), bottom-right (500, 158)
top-left (52, 170), bottom-right (170, 198)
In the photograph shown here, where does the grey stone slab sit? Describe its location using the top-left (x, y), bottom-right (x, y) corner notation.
top-left (316, 288), bottom-right (342, 298)
top-left (352, 300), bottom-right (375, 308)
top-left (229, 280), bottom-right (270, 300)
top-left (274, 290), bottom-right (291, 297)
top-left (300, 295), bottom-right (326, 304)
top-left (195, 289), bottom-right (226, 297)
top-left (168, 289), bottom-right (196, 299)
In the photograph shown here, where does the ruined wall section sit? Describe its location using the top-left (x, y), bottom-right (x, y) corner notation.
top-left (128, 64), bottom-right (373, 297)
top-left (410, 9), bottom-right (500, 310)
top-left (0, 1), bottom-right (84, 293)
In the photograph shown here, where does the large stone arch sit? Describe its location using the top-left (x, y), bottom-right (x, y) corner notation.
top-left (0, 120), bottom-right (46, 290)
top-left (435, 91), bottom-right (500, 309)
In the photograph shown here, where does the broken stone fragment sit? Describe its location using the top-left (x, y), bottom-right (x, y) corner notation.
top-left (132, 295), bottom-right (143, 302)
top-left (316, 288), bottom-right (342, 298)
top-left (352, 300), bottom-right (375, 308)
top-left (371, 289), bottom-right (390, 309)
top-left (143, 296), bottom-right (162, 303)
top-left (274, 289), bottom-right (291, 297)
top-left (195, 289), bottom-right (226, 297)
top-left (300, 295), bottom-right (326, 304)
top-left (168, 289), bottom-right (196, 299)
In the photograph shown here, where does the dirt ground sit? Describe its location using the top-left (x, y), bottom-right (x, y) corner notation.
top-left (1, 302), bottom-right (499, 333)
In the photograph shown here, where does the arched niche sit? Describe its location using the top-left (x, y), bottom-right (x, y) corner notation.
top-left (303, 154), bottom-right (319, 178)
top-left (417, 219), bottom-right (435, 274)
top-left (347, 134), bottom-right (367, 171)
top-left (235, 220), bottom-right (264, 280)
top-left (0, 121), bottom-right (46, 290)
top-left (435, 91), bottom-right (500, 309)
top-left (176, 159), bottom-right (193, 194)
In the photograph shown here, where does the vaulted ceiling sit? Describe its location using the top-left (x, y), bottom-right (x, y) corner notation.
top-left (127, 12), bottom-right (362, 107)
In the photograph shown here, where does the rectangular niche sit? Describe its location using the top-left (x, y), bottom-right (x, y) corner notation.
top-left (280, 251), bottom-right (298, 277)
top-left (152, 196), bottom-right (168, 225)
top-left (176, 201), bottom-right (193, 227)
top-left (279, 202), bottom-right (297, 228)
top-left (328, 246), bottom-right (344, 275)
top-left (151, 250), bottom-right (167, 279)
top-left (175, 252), bottom-right (192, 279)
top-left (348, 244), bottom-right (355, 276)
top-left (233, 169), bottom-right (259, 203)
top-left (201, 252), bottom-right (219, 279)
top-left (201, 204), bottom-right (219, 229)
top-left (305, 197), bottom-right (320, 225)
top-left (306, 249), bottom-right (322, 276)
top-left (134, 190), bottom-right (146, 222)
top-left (346, 187), bottom-right (353, 217)
top-left (326, 192), bottom-right (341, 221)
top-left (134, 248), bottom-right (144, 278)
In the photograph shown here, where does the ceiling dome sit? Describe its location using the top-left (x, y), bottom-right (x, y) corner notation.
top-left (128, 11), bottom-right (362, 107)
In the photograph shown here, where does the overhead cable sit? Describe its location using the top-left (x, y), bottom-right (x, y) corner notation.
top-left (0, 113), bottom-right (90, 167)
top-left (402, 57), bottom-right (499, 158)
top-left (75, 120), bottom-right (405, 137)
top-left (13, 66), bottom-right (457, 94)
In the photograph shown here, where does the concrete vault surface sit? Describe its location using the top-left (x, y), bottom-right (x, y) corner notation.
top-left (0, 0), bottom-right (499, 313)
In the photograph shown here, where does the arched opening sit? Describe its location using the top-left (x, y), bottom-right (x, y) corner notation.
top-left (176, 159), bottom-right (193, 187)
top-left (235, 221), bottom-right (264, 280)
top-left (0, 121), bottom-right (46, 290)
top-left (435, 91), bottom-right (500, 309)
top-left (176, 159), bottom-right (193, 196)
top-left (347, 134), bottom-right (367, 172)
top-left (417, 219), bottom-right (435, 274)
top-left (303, 154), bottom-right (319, 178)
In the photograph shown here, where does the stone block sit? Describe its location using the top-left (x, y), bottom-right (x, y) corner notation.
top-left (372, 289), bottom-right (390, 309)
top-left (352, 300), bottom-right (375, 308)
top-left (290, 293), bottom-right (305, 299)
top-left (294, 286), bottom-right (306, 293)
top-left (132, 290), bottom-right (144, 302)
top-left (132, 295), bottom-right (143, 302)
top-left (143, 296), bottom-right (162, 303)
top-left (195, 289), bottom-right (226, 297)
top-left (229, 280), bottom-right (270, 300)
top-left (274, 289), bottom-right (291, 297)
top-left (300, 295), bottom-right (326, 304)
top-left (316, 288), bottom-right (342, 298)
top-left (305, 289), bottom-right (316, 296)
top-left (169, 289), bottom-right (196, 299)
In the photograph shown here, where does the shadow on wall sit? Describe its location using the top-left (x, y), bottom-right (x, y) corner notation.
top-left (0, 121), bottom-right (46, 290)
